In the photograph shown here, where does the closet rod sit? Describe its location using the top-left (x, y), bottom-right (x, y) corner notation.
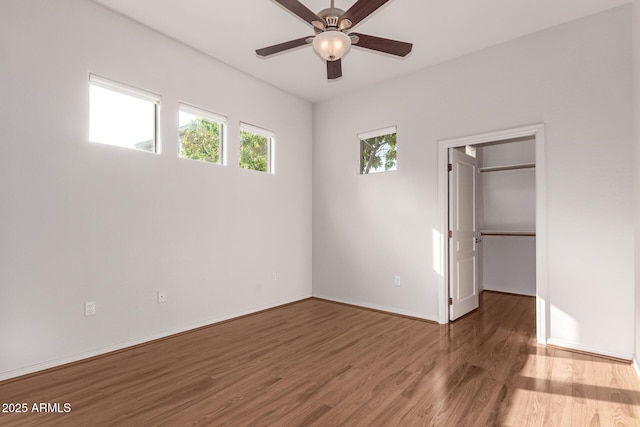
top-left (480, 231), bottom-right (536, 237)
top-left (478, 163), bottom-right (535, 173)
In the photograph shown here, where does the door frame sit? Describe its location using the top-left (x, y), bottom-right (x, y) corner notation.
top-left (437, 123), bottom-right (548, 344)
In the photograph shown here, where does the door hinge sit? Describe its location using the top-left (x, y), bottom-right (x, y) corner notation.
top-left (448, 230), bottom-right (452, 238)
top-left (448, 297), bottom-right (453, 305)
top-left (448, 163), bottom-right (452, 172)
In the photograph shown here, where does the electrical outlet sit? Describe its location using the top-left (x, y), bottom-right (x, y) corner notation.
top-left (85, 301), bottom-right (96, 316)
top-left (394, 275), bottom-right (401, 287)
top-left (157, 291), bottom-right (166, 303)
top-left (272, 272), bottom-right (277, 282)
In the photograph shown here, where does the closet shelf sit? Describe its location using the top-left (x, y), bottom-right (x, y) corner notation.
top-left (480, 230), bottom-right (536, 237)
top-left (478, 163), bottom-right (535, 173)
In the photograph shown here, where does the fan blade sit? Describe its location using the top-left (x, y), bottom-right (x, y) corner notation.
top-left (351, 33), bottom-right (412, 57)
top-left (275, 0), bottom-right (323, 25)
top-left (256, 36), bottom-right (311, 57)
top-left (338, 0), bottom-right (390, 28)
top-left (327, 59), bottom-right (342, 80)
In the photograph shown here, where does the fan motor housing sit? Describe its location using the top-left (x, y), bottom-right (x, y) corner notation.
top-left (316, 7), bottom-right (345, 31)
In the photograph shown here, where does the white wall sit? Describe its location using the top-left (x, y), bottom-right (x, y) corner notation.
top-left (313, 6), bottom-right (634, 358)
top-left (0, 0), bottom-right (312, 380)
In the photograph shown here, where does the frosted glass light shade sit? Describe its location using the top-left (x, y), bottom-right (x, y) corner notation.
top-left (312, 31), bottom-right (351, 61)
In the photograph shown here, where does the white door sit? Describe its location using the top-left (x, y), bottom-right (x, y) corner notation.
top-left (449, 148), bottom-right (479, 321)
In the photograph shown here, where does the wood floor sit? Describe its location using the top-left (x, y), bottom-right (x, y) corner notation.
top-left (1, 292), bottom-right (640, 426)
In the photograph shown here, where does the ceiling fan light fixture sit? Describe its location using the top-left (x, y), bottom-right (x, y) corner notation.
top-left (312, 30), bottom-right (351, 61)
top-left (256, 0), bottom-right (413, 79)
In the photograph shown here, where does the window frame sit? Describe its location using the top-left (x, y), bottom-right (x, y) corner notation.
top-left (358, 125), bottom-right (398, 175)
top-left (239, 122), bottom-right (275, 174)
top-left (178, 103), bottom-right (227, 165)
top-left (89, 74), bottom-right (160, 153)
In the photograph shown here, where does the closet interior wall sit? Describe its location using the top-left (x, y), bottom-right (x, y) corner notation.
top-left (476, 138), bottom-right (536, 296)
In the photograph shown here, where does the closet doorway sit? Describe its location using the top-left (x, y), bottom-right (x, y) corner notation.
top-left (437, 124), bottom-right (548, 344)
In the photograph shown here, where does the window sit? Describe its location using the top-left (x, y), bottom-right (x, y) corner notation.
top-left (359, 126), bottom-right (397, 175)
top-left (239, 123), bottom-right (274, 173)
top-left (178, 104), bottom-right (226, 165)
top-left (89, 74), bottom-right (159, 152)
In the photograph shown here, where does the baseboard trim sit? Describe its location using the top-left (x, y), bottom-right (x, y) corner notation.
top-left (0, 294), bottom-right (312, 384)
top-left (311, 294), bottom-right (438, 324)
top-left (482, 289), bottom-right (536, 298)
top-left (546, 338), bottom-right (632, 363)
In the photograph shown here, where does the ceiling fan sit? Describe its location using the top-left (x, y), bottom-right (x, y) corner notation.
top-left (256, 0), bottom-right (412, 80)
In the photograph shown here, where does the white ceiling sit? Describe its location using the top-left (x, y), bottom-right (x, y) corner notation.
top-left (92, 0), bottom-right (630, 103)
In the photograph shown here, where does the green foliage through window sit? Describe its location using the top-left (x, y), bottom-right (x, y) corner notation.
top-left (179, 117), bottom-right (222, 164)
top-left (360, 131), bottom-right (397, 174)
top-left (240, 128), bottom-right (272, 173)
